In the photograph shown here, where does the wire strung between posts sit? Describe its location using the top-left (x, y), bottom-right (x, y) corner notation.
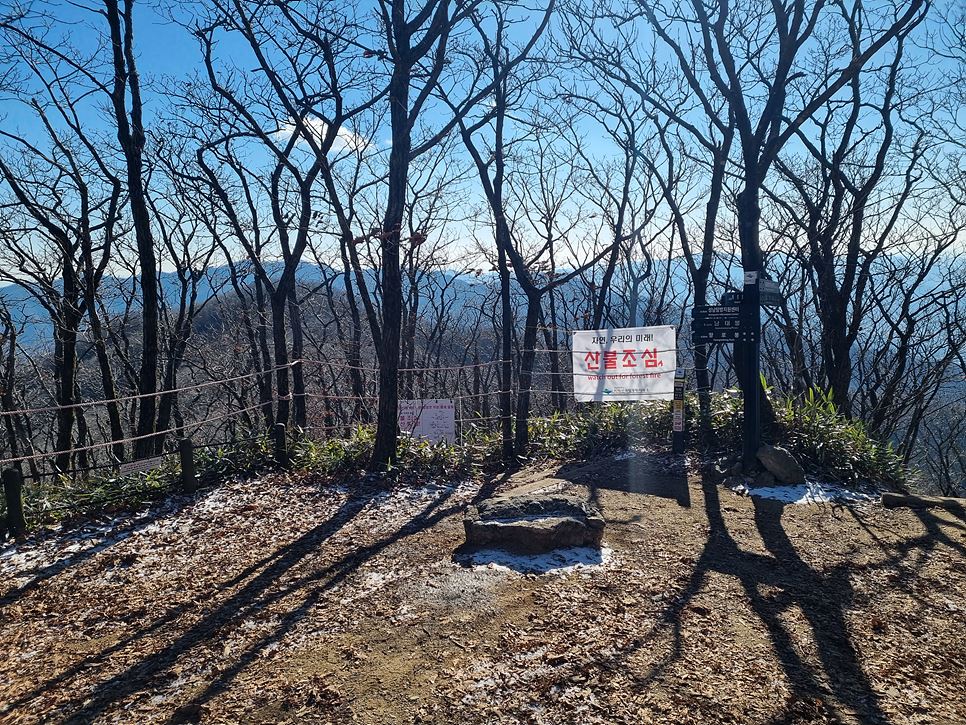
top-left (303, 346), bottom-right (684, 376)
top-left (0, 361), bottom-right (300, 419)
top-left (2, 351), bottom-right (701, 470)
top-left (303, 359), bottom-right (508, 373)
top-left (0, 398), bottom-right (283, 468)
top-left (193, 434), bottom-right (266, 451)
top-left (22, 457), bottom-right (128, 482)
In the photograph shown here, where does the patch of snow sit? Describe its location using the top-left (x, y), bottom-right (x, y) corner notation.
top-left (613, 451), bottom-right (637, 461)
top-left (458, 546), bottom-right (614, 574)
top-left (732, 478), bottom-right (877, 505)
top-left (353, 567), bottom-right (414, 599)
top-left (394, 561), bottom-right (505, 615)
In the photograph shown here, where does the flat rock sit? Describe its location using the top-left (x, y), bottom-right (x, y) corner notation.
top-left (464, 493), bottom-right (605, 554)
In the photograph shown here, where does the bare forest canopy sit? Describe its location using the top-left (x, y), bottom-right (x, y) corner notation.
top-left (0, 0), bottom-right (964, 494)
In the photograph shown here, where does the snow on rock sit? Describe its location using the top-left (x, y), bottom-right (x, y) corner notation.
top-left (730, 478), bottom-right (877, 505)
top-left (457, 545), bottom-right (615, 574)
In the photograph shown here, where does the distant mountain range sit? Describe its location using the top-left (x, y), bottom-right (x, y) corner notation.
top-left (2, 253), bottom-right (953, 347)
top-left (0, 261), bottom-right (508, 346)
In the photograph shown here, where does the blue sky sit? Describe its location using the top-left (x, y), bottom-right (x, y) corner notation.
top-left (3, 0), bottom-right (959, 167)
top-left (0, 0), bottom-right (961, 283)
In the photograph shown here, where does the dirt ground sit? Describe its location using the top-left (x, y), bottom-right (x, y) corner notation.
top-left (1, 450), bottom-right (965, 725)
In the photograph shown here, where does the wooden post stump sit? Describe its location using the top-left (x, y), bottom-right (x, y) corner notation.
top-left (2, 468), bottom-right (27, 543)
top-left (274, 423), bottom-right (289, 469)
top-left (179, 438), bottom-right (197, 493)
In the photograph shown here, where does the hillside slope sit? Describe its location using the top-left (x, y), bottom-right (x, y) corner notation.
top-left (1, 452), bottom-right (964, 724)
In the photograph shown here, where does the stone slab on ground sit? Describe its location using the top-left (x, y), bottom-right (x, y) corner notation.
top-left (881, 492), bottom-right (966, 511)
top-left (464, 493), bottom-right (605, 553)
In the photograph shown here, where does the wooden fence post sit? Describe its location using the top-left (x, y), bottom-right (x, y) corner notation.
top-left (2, 468), bottom-right (27, 543)
top-left (274, 423), bottom-right (289, 468)
top-left (179, 438), bottom-right (197, 493)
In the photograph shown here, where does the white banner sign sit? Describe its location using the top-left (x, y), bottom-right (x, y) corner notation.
top-left (398, 399), bottom-right (456, 444)
top-left (572, 326), bottom-right (677, 402)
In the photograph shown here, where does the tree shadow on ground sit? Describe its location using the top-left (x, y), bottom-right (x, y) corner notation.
top-left (555, 452), bottom-right (691, 509)
top-left (3, 488), bottom-right (371, 718)
top-left (472, 469), bottom-right (516, 504)
top-left (845, 501), bottom-right (966, 597)
top-left (551, 463), bottom-right (961, 724)
top-left (750, 495), bottom-right (884, 724)
top-left (0, 491), bottom-right (206, 608)
top-left (34, 482), bottom-right (467, 723)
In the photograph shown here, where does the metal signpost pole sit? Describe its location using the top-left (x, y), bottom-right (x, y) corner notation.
top-left (672, 369), bottom-right (686, 454)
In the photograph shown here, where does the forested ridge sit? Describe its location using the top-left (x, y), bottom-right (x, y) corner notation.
top-left (0, 0), bottom-right (963, 496)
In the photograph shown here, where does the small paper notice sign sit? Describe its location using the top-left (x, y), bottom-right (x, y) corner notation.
top-left (119, 455), bottom-right (168, 476)
top-left (398, 399), bottom-right (457, 444)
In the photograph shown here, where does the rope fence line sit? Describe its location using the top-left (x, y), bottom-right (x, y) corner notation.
top-left (0, 360), bottom-right (705, 430)
top-left (0, 344), bottom-right (706, 475)
top-left (0, 349), bottom-right (690, 421)
top-left (303, 346), bottom-right (684, 370)
top-left (0, 361), bottom-right (300, 418)
top-left (0, 398), bottom-right (282, 468)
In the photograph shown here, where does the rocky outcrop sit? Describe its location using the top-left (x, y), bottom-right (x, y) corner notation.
top-left (463, 494), bottom-right (605, 553)
top-left (756, 445), bottom-right (806, 485)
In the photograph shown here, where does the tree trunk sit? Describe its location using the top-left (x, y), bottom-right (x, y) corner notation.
top-left (735, 186), bottom-right (775, 457)
top-left (370, 65), bottom-right (411, 469)
top-left (53, 313), bottom-right (79, 474)
top-left (253, 277), bottom-right (276, 429)
top-left (514, 296), bottom-right (542, 457)
top-left (288, 289), bottom-right (307, 429)
top-left (84, 294), bottom-right (125, 461)
top-left (341, 266), bottom-right (369, 423)
top-left (692, 275), bottom-right (713, 437)
top-left (498, 245), bottom-right (514, 461)
top-left (542, 295), bottom-right (566, 414)
top-left (270, 293), bottom-right (291, 436)
top-left (104, 0), bottom-right (160, 459)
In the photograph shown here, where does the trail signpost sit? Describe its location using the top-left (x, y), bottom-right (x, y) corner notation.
top-left (672, 369), bottom-right (686, 454)
top-left (740, 271), bottom-right (763, 469)
top-left (721, 277), bottom-right (783, 308)
top-left (690, 305), bottom-right (758, 344)
top-left (691, 272), bottom-right (781, 470)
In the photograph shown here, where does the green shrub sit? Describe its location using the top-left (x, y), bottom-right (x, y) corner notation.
top-left (15, 459), bottom-right (178, 526)
top-left (292, 424), bottom-right (476, 480)
top-left (4, 388), bottom-right (910, 532)
top-left (6, 433), bottom-right (275, 528)
top-left (705, 389), bottom-right (744, 448)
top-left (776, 387), bottom-right (908, 489)
top-left (526, 402), bottom-right (671, 461)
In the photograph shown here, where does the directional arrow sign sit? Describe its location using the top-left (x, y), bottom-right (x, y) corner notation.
top-left (721, 289), bottom-right (784, 308)
top-left (692, 317), bottom-right (744, 330)
top-left (691, 304), bottom-right (741, 318)
top-left (692, 328), bottom-right (759, 344)
top-left (721, 276), bottom-right (785, 307)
